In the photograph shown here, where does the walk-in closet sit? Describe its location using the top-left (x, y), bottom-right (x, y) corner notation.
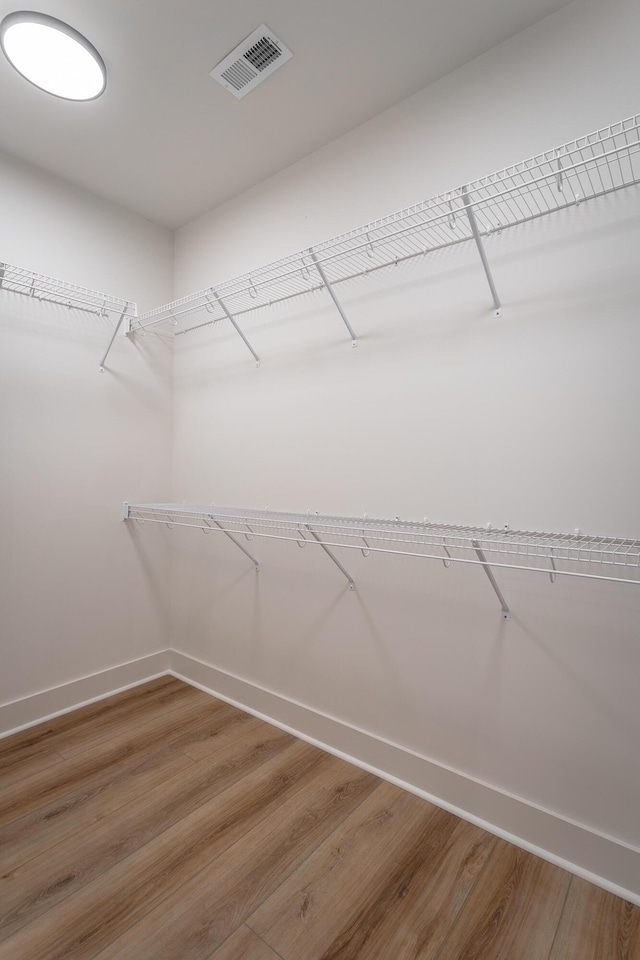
top-left (1, 1), bottom-right (639, 957)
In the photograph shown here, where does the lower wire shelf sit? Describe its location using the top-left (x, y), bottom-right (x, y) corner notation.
top-left (124, 503), bottom-right (640, 621)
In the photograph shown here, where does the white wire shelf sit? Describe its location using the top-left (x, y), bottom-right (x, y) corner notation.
top-left (0, 261), bottom-right (135, 318)
top-left (130, 114), bottom-right (640, 351)
top-left (0, 261), bottom-right (137, 370)
top-left (125, 503), bottom-right (640, 619)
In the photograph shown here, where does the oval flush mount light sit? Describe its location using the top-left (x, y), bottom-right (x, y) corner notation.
top-left (0, 11), bottom-right (106, 100)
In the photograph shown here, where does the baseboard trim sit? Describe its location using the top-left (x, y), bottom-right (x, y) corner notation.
top-left (0, 650), bottom-right (172, 738)
top-left (170, 649), bottom-right (640, 904)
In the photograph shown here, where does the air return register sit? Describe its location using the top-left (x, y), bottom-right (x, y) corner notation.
top-left (209, 24), bottom-right (293, 99)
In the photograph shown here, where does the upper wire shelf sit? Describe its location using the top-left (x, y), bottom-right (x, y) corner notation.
top-left (0, 261), bottom-right (137, 370)
top-left (0, 262), bottom-right (136, 318)
top-left (131, 115), bottom-right (640, 343)
top-left (125, 503), bottom-right (640, 619)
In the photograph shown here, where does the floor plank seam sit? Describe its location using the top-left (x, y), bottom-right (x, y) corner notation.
top-left (198, 924), bottom-right (243, 960)
top-left (429, 830), bottom-right (502, 960)
top-left (53, 692), bottom-right (212, 761)
top-left (0, 679), bottom-right (188, 759)
top-left (0, 740), bottom-right (190, 835)
top-left (0, 754), bottom-right (66, 791)
top-left (546, 874), bottom-right (573, 960)
top-left (172, 716), bottom-right (262, 764)
top-left (0, 742), bottom-right (180, 833)
top-left (241, 779), bottom-right (383, 944)
top-left (244, 921), bottom-right (288, 960)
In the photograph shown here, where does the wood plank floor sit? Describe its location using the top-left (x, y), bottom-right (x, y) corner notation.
top-left (0, 677), bottom-right (638, 959)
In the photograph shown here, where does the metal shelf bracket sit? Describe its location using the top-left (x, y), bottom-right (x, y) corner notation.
top-left (213, 289), bottom-right (261, 367)
top-left (305, 524), bottom-right (356, 590)
top-left (309, 249), bottom-right (358, 347)
top-left (99, 307), bottom-right (131, 373)
top-left (472, 539), bottom-right (511, 621)
top-left (210, 518), bottom-right (260, 571)
top-left (461, 185), bottom-right (503, 318)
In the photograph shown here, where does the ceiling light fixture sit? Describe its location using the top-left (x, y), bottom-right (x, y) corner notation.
top-left (0, 11), bottom-right (106, 101)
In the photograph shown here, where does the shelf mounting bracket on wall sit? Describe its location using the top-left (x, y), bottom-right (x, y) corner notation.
top-left (212, 288), bottom-right (261, 367)
top-left (99, 307), bottom-right (132, 373)
top-left (305, 523), bottom-right (356, 590)
top-left (461, 186), bottom-right (503, 318)
top-left (472, 539), bottom-right (511, 620)
top-left (208, 519), bottom-right (260, 571)
top-left (309, 249), bottom-right (358, 347)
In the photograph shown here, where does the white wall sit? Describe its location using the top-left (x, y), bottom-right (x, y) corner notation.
top-left (171, 0), bottom-right (640, 894)
top-left (0, 151), bottom-right (173, 714)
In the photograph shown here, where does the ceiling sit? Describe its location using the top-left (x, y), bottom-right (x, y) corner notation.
top-left (0, 0), bottom-right (572, 228)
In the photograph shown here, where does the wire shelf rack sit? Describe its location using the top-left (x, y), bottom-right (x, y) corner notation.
top-left (125, 503), bottom-right (640, 618)
top-left (0, 262), bottom-right (136, 318)
top-left (0, 261), bottom-right (137, 370)
top-left (131, 114), bottom-right (640, 345)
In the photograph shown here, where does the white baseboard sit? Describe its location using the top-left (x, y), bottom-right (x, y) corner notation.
top-left (0, 650), bottom-right (172, 738)
top-left (170, 649), bottom-right (640, 905)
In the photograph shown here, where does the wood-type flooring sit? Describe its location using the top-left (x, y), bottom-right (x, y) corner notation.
top-left (0, 676), bottom-right (638, 959)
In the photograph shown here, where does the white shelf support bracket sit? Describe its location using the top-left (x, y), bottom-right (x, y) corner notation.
top-left (472, 539), bottom-right (511, 620)
top-left (213, 289), bottom-right (261, 367)
top-left (122, 501), bottom-right (131, 521)
top-left (461, 186), bottom-right (503, 318)
top-left (309, 249), bottom-right (358, 347)
top-left (212, 519), bottom-right (260, 571)
top-left (99, 307), bottom-right (131, 373)
top-left (305, 524), bottom-right (356, 590)
top-left (0, 263), bottom-right (5, 289)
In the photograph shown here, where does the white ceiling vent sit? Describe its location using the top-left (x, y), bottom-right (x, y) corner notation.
top-left (210, 24), bottom-right (292, 100)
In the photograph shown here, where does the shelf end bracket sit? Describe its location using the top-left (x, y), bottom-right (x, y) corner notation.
top-left (461, 186), bottom-right (503, 318)
top-left (306, 524), bottom-right (355, 590)
top-left (472, 539), bottom-right (511, 621)
top-left (309, 249), bottom-right (358, 347)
